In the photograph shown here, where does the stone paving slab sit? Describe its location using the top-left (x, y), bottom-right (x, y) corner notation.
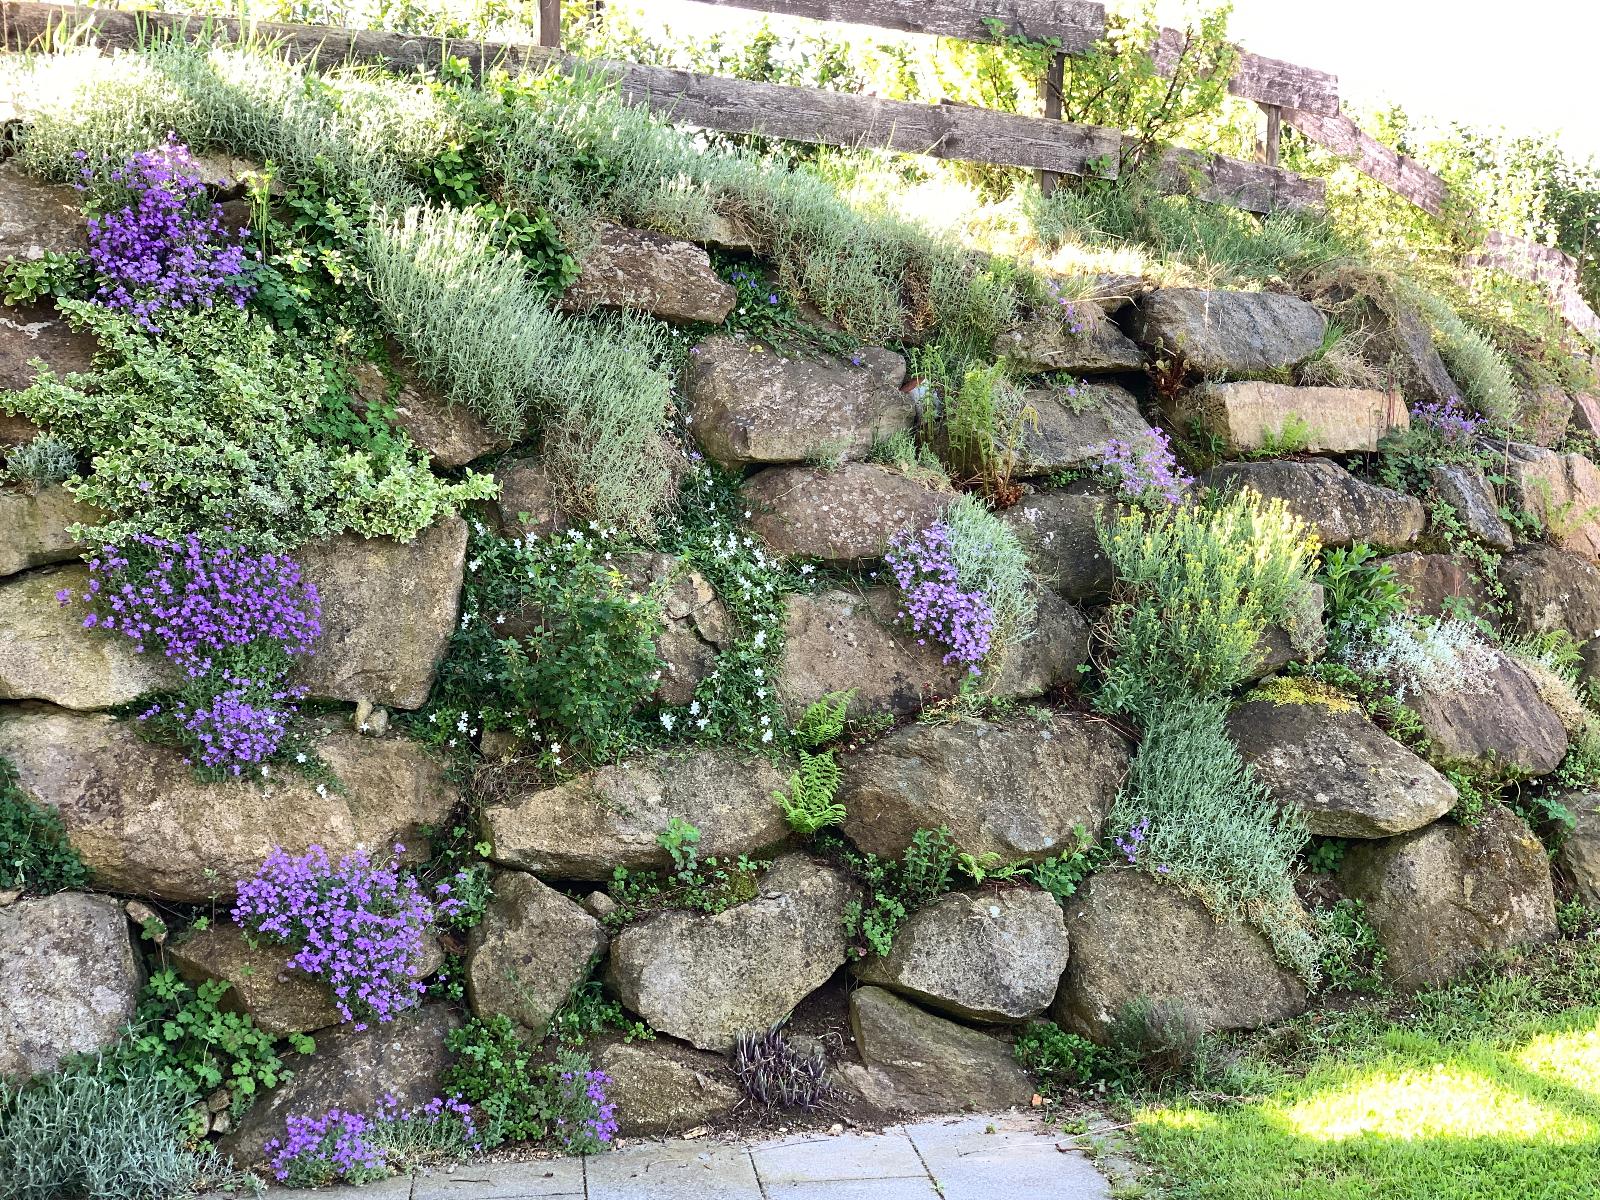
top-left (227, 1111), bottom-right (1111, 1199)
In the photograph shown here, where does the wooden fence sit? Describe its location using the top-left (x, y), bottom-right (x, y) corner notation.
top-left (1, 0), bottom-right (1596, 339)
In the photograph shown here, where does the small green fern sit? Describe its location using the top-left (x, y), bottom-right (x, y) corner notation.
top-left (775, 692), bottom-right (854, 834)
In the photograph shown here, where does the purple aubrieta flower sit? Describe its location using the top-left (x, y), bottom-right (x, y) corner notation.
top-left (263, 1094), bottom-right (480, 1184)
top-left (82, 134), bottom-right (257, 332)
top-left (884, 522), bottom-right (996, 673)
top-left (1102, 427), bottom-right (1192, 507)
top-left (232, 844), bottom-right (465, 1029)
top-left (1413, 395), bottom-right (1481, 448)
top-left (553, 1066), bottom-right (618, 1153)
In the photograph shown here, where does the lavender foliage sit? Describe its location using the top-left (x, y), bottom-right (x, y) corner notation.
top-left (884, 521), bottom-right (996, 672)
top-left (232, 845), bottom-right (463, 1029)
top-left (1102, 427), bottom-right (1192, 507)
top-left (78, 137), bottom-right (256, 331)
top-left (58, 534), bottom-right (320, 774)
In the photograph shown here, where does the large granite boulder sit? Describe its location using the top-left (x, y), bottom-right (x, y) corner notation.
top-left (777, 587), bottom-right (1088, 720)
top-left (0, 564), bottom-right (176, 709)
top-left (0, 709), bottom-right (456, 901)
top-left (854, 888), bottom-right (1069, 1022)
top-left (0, 300), bottom-right (98, 394)
top-left (1382, 552), bottom-right (1495, 624)
top-left (686, 336), bottom-right (911, 468)
top-left (1556, 792), bottom-right (1600, 907)
top-left (1204, 458), bottom-right (1424, 548)
top-left (349, 356), bottom-right (510, 469)
top-left (596, 1039), bottom-right (743, 1137)
top-left (465, 870), bottom-right (606, 1037)
top-left (481, 748), bottom-right (790, 881)
top-left (1402, 648), bottom-right (1567, 775)
top-left (842, 986), bottom-right (1034, 1115)
top-left (560, 223), bottom-right (735, 325)
top-left (220, 1006), bottom-right (460, 1166)
top-left (604, 854), bottom-right (855, 1052)
top-left (1500, 546), bottom-right (1600, 691)
top-left (1054, 870), bottom-right (1308, 1040)
top-left (0, 485), bottom-right (94, 579)
top-left (838, 712), bottom-right (1130, 862)
top-left (0, 892), bottom-right (142, 1080)
top-left (995, 304), bottom-right (1145, 375)
top-left (1122, 288), bottom-right (1327, 376)
top-left (1501, 442), bottom-right (1600, 561)
top-left (1171, 381), bottom-right (1407, 454)
top-left (169, 921), bottom-right (344, 1036)
top-left (1341, 805), bottom-right (1557, 990)
top-left (1428, 463), bottom-right (1515, 551)
top-left (1003, 488), bottom-right (1118, 602)
top-left (0, 161), bottom-right (84, 260)
top-left (294, 515), bottom-right (467, 710)
top-left (1227, 695), bottom-right (1457, 837)
top-left (744, 463), bottom-right (951, 565)
top-left (1013, 382), bottom-right (1152, 477)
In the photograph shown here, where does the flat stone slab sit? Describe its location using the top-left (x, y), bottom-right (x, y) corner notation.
top-left (1171, 381), bottom-right (1407, 454)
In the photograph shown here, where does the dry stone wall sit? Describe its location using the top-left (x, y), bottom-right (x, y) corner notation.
top-left (0, 213), bottom-right (1590, 1151)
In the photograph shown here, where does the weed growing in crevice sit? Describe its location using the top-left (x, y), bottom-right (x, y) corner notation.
top-left (604, 818), bottom-right (767, 929)
top-left (774, 692), bottom-right (852, 835)
top-left (0, 757), bottom-right (87, 894)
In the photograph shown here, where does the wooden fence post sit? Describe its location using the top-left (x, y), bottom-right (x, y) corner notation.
top-left (1262, 102), bottom-right (1282, 167)
top-left (538, 0), bottom-right (560, 48)
top-left (1037, 50), bottom-right (1065, 197)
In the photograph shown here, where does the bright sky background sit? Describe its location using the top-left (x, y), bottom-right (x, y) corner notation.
top-left (635, 0), bottom-right (1600, 162)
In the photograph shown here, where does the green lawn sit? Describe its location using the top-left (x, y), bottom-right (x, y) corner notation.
top-left (1123, 944), bottom-right (1600, 1200)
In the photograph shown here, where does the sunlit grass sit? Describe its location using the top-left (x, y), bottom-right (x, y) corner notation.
top-left (1126, 954), bottom-right (1600, 1200)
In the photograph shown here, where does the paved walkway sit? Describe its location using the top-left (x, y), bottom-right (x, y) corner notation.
top-left (263, 1112), bottom-right (1113, 1199)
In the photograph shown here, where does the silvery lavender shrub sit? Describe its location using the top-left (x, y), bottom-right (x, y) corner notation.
top-left (734, 1023), bottom-right (834, 1111)
top-left (3, 434), bottom-right (77, 491)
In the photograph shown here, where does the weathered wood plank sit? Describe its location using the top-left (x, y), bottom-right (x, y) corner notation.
top-left (1469, 233), bottom-right (1600, 342)
top-left (0, 2), bottom-right (1122, 177)
top-left (681, 0), bottom-right (1106, 51)
top-left (1152, 26), bottom-right (1338, 115)
top-left (1153, 146), bottom-right (1324, 214)
top-left (1281, 105), bottom-right (1449, 217)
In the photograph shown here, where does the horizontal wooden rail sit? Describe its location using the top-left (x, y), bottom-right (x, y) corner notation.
top-left (682, 0), bottom-right (1106, 52)
top-left (1280, 105), bottom-right (1449, 217)
top-left (1152, 26), bottom-right (1338, 116)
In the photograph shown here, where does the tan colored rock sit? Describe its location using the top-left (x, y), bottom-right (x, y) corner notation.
top-left (492, 456), bottom-right (570, 539)
top-left (0, 161), bottom-right (84, 261)
top-left (465, 870), bottom-right (606, 1036)
top-left (168, 921), bottom-right (343, 1036)
top-left (619, 552), bottom-right (733, 707)
top-left (1428, 463), bottom-right (1514, 551)
top-left (1502, 442), bottom-right (1600, 561)
top-left (597, 1039), bottom-right (742, 1137)
top-left (1003, 488), bottom-right (1119, 601)
top-left (0, 892), bottom-right (142, 1080)
top-left (0, 485), bottom-right (95, 578)
top-left (1384, 552), bottom-right (1496, 624)
top-left (482, 748), bottom-right (791, 880)
top-left (1172, 381), bottom-right (1408, 454)
top-left (1501, 546), bottom-right (1600, 691)
top-left (0, 709), bottom-right (457, 901)
top-left (1014, 381), bottom-right (1152, 477)
top-left (1403, 648), bottom-right (1567, 775)
top-left (561, 223), bottom-right (735, 325)
top-left (996, 304), bottom-right (1144, 375)
top-left (1341, 805), bottom-right (1557, 990)
top-left (605, 854), bottom-right (855, 1052)
top-left (744, 463), bottom-right (952, 565)
top-left (687, 336), bottom-right (911, 468)
top-left (0, 412), bottom-right (42, 447)
top-left (854, 887), bottom-right (1069, 1022)
top-left (839, 712), bottom-right (1130, 862)
top-left (1054, 869), bottom-right (1308, 1040)
top-left (1124, 288), bottom-right (1327, 376)
top-left (777, 587), bottom-right (1088, 721)
top-left (350, 356), bottom-right (510, 469)
top-left (0, 300), bottom-right (98, 393)
top-left (844, 986), bottom-right (1034, 1115)
top-left (1204, 458), bottom-right (1424, 548)
top-left (0, 564), bottom-right (176, 709)
top-left (1557, 792), bottom-right (1600, 908)
top-left (294, 517), bottom-right (467, 710)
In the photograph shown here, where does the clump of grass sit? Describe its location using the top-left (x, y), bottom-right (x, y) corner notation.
top-left (365, 204), bottom-right (677, 533)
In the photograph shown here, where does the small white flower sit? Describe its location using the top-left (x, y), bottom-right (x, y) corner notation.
top-left (696, 717), bottom-right (709, 729)
top-left (689, 700), bottom-right (702, 716)
top-left (660, 712), bottom-right (677, 732)
top-left (316, 783), bottom-right (328, 797)
top-left (753, 631), bottom-right (767, 649)
top-left (296, 752), bottom-right (308, 762)
top-left (761, 729), bottom-right (774, 743)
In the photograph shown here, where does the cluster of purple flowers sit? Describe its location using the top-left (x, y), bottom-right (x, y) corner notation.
top-left (1413, 395), bottom-right (1481, 448)
top-left (232, 844), bottom-right (464, 1029)
top-left (78, 136), bottom-right (257, 331)
top-left (59, 533), bottom-right (320, 772)
top-left (1115, 816), bottom-right (1150, 865)
top-left (884, 521), bottom-right (996, 673)
top-left (1043, 277), bottom-right (1087, 334)
top-left (553, 1063), bottom-right (618, 1154)
top-left (264, 1094), bottom-right (480, 1185)
top-left (1102, 427), bottom-right (1192, 506)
